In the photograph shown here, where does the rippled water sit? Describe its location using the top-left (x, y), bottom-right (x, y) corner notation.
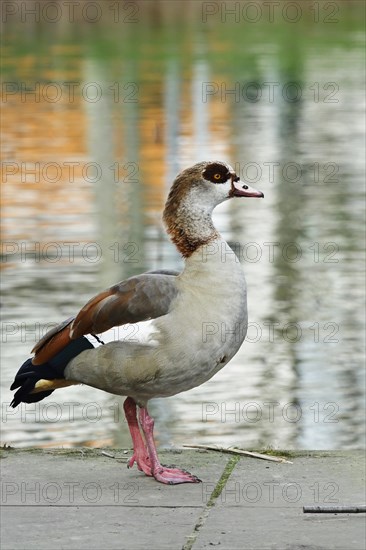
top-left (1, 2), bottom-right (365, 450)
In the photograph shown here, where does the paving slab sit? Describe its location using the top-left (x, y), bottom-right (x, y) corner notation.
top-left (194, 451), bottom-right (366, 550)
top-left (0, 448), bottom-right (227, 550)
top-left (1, 448), bottom-right (365, 550)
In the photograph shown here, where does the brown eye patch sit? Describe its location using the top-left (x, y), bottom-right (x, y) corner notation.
top-left (202, 162), bottom-right (230, 184)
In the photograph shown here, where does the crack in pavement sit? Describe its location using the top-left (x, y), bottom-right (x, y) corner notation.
top-left (182, 455), bottom-right (240, 550)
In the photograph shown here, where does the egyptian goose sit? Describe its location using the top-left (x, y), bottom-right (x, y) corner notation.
top-left (10, 161), bottom-right (263, 484)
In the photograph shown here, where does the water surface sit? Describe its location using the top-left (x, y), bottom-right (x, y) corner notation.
top-left (1, 2), bottom-right (365, 450)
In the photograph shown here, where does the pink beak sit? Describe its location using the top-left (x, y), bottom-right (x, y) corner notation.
top-left (231, 179), bottom-right (264, 198)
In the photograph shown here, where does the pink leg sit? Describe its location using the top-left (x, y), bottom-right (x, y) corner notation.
top-left (123, 397), bottom-right (152, 476)
top-left (139, 407), bottom-right (201, 484)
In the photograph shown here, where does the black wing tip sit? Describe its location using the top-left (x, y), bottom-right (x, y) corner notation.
top-left (10, 389), bottom-right (55, 408)
top-left (10, 337), bottom-right (94, 407)
top-left (10, 396), bottom-right (20, 408)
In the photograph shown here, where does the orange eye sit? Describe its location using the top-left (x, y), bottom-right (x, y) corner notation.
top-left (214, 173), bottom-right (221, 180)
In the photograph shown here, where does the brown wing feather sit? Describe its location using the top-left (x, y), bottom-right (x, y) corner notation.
top-left (70, 274), bottom-right (178, 338)
top-left (32, 322), bottom-right (73, 365)
top-left (31, 272), bottom-right (179, 365)
top-left (32, 317), bottom-right (74, 355)
top-left (68, 287), bottom-right (119, 338)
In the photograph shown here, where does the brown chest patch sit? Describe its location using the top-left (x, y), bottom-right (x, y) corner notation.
top-left (163, 161), bottom-right (228, 257)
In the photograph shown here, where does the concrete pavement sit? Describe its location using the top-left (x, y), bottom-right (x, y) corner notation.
top-left (1, 448), bottom-right (365, 549)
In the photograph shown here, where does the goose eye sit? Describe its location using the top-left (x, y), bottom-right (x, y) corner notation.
top-left (214, 173), bottom-right (222, 180)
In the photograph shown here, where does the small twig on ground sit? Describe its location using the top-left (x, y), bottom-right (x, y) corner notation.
top-left (101, 451), bottom-right (116, 458)
top-left (303, 506), bottom-right (366, 514)
top-left (101, 450), bottom-right (129, 462)
top-left (183, 444), bottom-right (293, 464)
